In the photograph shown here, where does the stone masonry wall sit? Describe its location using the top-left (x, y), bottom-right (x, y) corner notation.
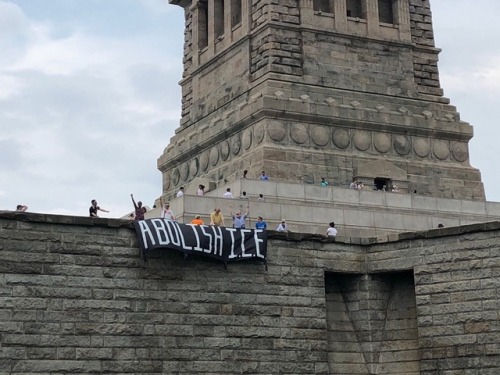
top-left (1, 213), bottom-right (499, 374)
top-left (409, 0), bottom-right (443, 97)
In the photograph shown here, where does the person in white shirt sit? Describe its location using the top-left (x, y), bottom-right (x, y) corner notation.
top-left (276, 219), bottom-right (288, 232)
top-left (176, 187), bottom-right (184, 198)
top-left (223, 188), bottom-right (233, 198)
top-left (327, 222), bottom-right (337, 237)
top-left (197, 184), bottom-right (205, 196)
top-left (160, 198), bottom-right (176, 221)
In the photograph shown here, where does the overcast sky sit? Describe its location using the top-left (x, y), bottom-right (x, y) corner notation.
top-left (1, 0), bottom-right (499, 217)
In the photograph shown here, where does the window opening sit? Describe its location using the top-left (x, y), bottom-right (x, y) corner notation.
top-left (231, 0), bottom-right (242, 27)
top-left (346, 0), bottom-right (363, 18)
top-left (214, 0), bottom-right (225, 38)
top-left (378, 0), bottom-right (394, 23)
top-left (374, 177), bottom-right (391, 191)
top-left (198, 0), bottom-right (208, 48)
top-left (313, 0), bottom-right (331, 13)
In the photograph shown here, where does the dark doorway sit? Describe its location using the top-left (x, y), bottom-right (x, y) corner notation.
top-left (374, 177), bottom-right (391, 190)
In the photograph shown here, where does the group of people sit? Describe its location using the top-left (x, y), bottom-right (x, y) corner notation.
top-left (188, 206), bottom-right (295, 233)
top-left (86, 169), bottom-right (337, 237)
top-left (349, 178), bottom-right (365, 190)
top-left (159, 203), bottom-right (335, 236)
top-left (89, 194), bottom-right (147, 221)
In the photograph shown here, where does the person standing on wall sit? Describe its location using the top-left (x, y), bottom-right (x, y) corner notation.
top-left (230, 205), bottom-right (249, 229)
top-left (89, 199), bottom-right (109, 218)
top-left (210, 208), bottom-right (224, 226)
top-left (130, 194), bottom-right (147, 221)
top-left (160, 198), bottom-right (176, 221)
top-left (255, 216), bottom-right (267, 230)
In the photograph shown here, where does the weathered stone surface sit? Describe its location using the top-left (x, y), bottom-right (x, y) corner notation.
top-left (0, 213), bottom-right (499, 373)
top-left (158, 0), bottom-right (485, 202)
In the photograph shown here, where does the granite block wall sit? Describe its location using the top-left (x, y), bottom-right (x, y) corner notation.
top-left (0, 212), bottom-right (499, 374)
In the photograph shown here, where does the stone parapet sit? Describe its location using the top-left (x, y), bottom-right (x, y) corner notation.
top-left (0, 213), bottom-right (499, 373)
top-left (153, 179), bottom-right (500, 237)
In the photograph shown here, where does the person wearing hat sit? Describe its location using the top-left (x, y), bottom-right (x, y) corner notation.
top-left (276, 219), bottom-right (288, 232)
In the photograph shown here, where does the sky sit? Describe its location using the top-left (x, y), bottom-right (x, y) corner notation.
top-left (1, 1), bottom-right (499, 217)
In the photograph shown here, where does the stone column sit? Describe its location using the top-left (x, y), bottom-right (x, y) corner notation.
top-left (190, 2), bottom-right (200, 66)
top-left (395, 0), bottom-right (411, 42)
top-left (365, 0), bottom-right (380, 37)
top-left (208, 0), bottom-right (215, 54)
top-left (334, 0), bottom-right (347, 31)
top-left (225, 0), bottom-right (232, 43)
top-left (299, 0), bottom-right (315, 27)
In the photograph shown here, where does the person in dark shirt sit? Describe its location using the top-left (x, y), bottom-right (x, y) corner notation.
top-left (130, 194), bottom-right (147, 220)
top-left (89, 199), bottom-right (109, 218)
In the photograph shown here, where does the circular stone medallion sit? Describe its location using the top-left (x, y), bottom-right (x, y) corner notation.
top-left (451, 142), bottom-right (468, 162)
top-left (268, 121), bottom-right (287, 142)
top-left (220, 141), bottom-right (230, 161)
top-left (332, 129), bottom-right (350, 149)
top-left (290, 123), bottom-right (308, 144)
top-left (374, 133), bottom-right (391, 153)
top-left (200, 151), bottom-right (209, 171)
top-left (172, 168), bottom-right (180, 186)
top-left (209, 147), bottom-right (219, 166)
top-left (310, 125), bottom-right (329, 146)
top-left (353, 131), bottom-right (371, 151)
top-left (433, 140), bottom-right (450, 160)
top-left (254, 123), bottom-right (265, 144)
top-left (163, 172), bottom-right (171, 190)
top-left (180, 163), bottom-right (190, 181)
top-left (394, 135), bottom-right (411, 155)
top-left (414, 138), bottom-right (430, 158)
top-left (242, 129), bottom-right (253, 150)
top-left (231, 135), bottom-right (241, 155)
top-left (190, 157), bottom-right (199, 178)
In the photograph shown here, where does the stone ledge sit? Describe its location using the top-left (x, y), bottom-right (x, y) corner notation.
top-left (0, 211), bottom-right (134, 229)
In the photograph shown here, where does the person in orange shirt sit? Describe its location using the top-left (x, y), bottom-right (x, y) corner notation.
top-left (191, 215), bottom-right (204, 225)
